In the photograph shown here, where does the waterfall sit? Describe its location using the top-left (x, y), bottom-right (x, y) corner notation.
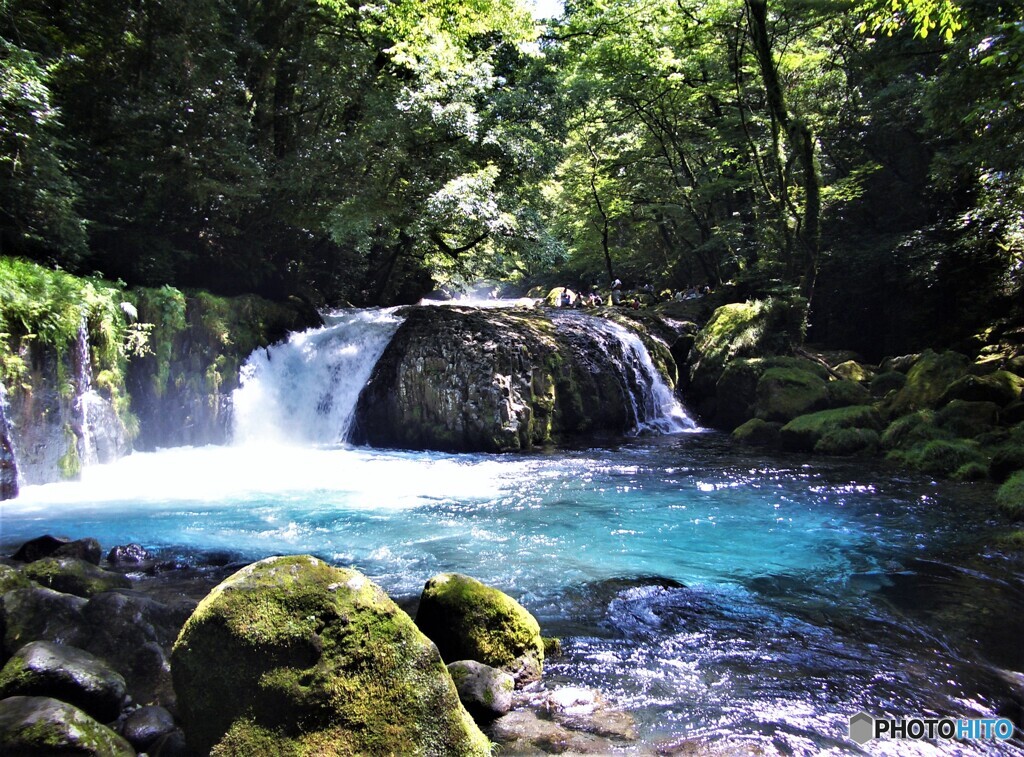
top-left (555, 312), bottom-right (697, 434)
top-left (232, 308), bottom-right (405, 446)
top-left (72, 318), bottom-right (127, 467)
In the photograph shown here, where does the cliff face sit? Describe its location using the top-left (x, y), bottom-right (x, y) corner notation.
top-left (351, 306), bottom-right (681, 453)
top-left (125, 291), bottom-right (321, 451)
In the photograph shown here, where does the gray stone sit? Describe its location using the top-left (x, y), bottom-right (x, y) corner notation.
top-left (121, 705), bottom-right (176, 750)
top-left (0, 640), bottom-right (127, 722)
top-left (0, 695), bottom-right (134, 755)
top-left (448, 660), bottom-right (514, 717)
top-left (0, 585), bottom-right (88, 656)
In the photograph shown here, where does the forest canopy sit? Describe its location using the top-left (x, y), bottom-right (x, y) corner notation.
top-left (1, 0), bottom-right (1021, 356)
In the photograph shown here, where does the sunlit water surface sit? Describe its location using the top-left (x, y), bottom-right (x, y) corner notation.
top-left (3, 434), bottom-right (1023, 754)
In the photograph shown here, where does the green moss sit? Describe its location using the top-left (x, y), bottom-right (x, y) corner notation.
top-left (416, 573), bottom-right (544, 684)
top-left (994, 530), bottom-right (1024, 550)
top-left (0, 564), bottom-right (32, 594)
top-left (996, 471), bottom-right (1024, 518)
top-left (952, 461), bottom-right (989, 481)
top-left (890, 349), bottom-right (969, 414)
top-left (880, 410), bottom-right (949, 451)
top-left (754, 367), bottom-right (829, 422)
top-left (22, 556), bottom-right (131, 598)
top-left (871, 370), bottom-right (907, 398)
top-left (732, 418), bottom-right (781, 447)
top-left (887, 438), bottom-right (986, 478)
top-left (57, 424), bottom-right (81, 480)
top-left (542, 637), bottom-right (562, 658)
top-left (779, 405), bottom-right (883, 452)
top-left (172, 555), bottom-right (489, 756)
top-left (826, 379), bottom-right (871, 408)
top-left (814, 427), bottom-right (880, 456)
top-left (989, 443), bottom-right (1024, 483)
top-left (935, 399), bottom-right (999, 438)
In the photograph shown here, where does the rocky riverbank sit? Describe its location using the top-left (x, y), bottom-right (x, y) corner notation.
top-left (0, 536), bottom-right (647, 755)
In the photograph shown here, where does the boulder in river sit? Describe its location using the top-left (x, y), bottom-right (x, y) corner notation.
top-left (171, 555), bottom-right (488, 755)
top-left (0, 695), bottom-right (134, 755)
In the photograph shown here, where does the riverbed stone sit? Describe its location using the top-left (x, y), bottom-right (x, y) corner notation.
top-left (833, 360), bottom-right (875, 383)
top-left (417, 573), bottom-right (544, 684)
top-left (487, 709), bottom-right (618, 754)
top-left (0, 564), bottom-right (32, 595)
top-left (935, 399), bottom-right (1000, 438)
top-left (171, 554), bottom-right (488, 755)
top-left (11, 534), bottom-right (71, 563)
top-left (0, 585), bottom-right (88, 656)
top-left (22, 556), bottom-right (131, 598)
top-left (107, 543), bottom-right (153, 565)
top-left (0, 640), bottom-right (127, 722)
top-left (0, 695), bottom-right (134, 755)
top-left (121, 704), bottom-right (176, 750)
top-left (871, 370), bottom-right (907, 398)
top-left (732, 418), bottom-right (781, 447)
top-left (448, 660), bottom-right (514, 718)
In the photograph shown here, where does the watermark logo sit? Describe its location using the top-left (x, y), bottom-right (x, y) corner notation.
top-left (848, 711), bottom-right (1015, 744)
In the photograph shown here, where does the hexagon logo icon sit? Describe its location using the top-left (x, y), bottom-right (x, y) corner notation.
top-left (849, 711), bottom-right (875, 745)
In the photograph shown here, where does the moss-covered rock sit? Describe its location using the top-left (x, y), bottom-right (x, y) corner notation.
top-left (416, 573), bottom-right (544, 685)
top-left (879, 410), bottom-right (949, 451)
top-left (732, 418), bottom-right (782, 447)
top-left (713, 357), bottom-right (826, 430)
top-left (889, 350), bottom-right (969, 414)
top-left (989, 442), bottom-right (1024, 483)
top-left (938, 371), bottom-right (1024, 408)
top-left (755, 368), bottom-right (830, 423)
top-left (686, 298), bottom-right (807, 419)
top-left (887, 439), bottom-right (986, 478)
top-left (870, 370), bottom-right (907, 398)
top-left (0, 565), bottom-right (32, 595)
top-left (779, 405), bottom-right (883, 453)
top-left (171, 555), bottom-right (488, 756)
top-left (996, 471), bottom-right (1024, 518)
top-left (935, 400), bottom-right (1000, 438)
top-left (0, 586), bottom-right (88, 656)
top-left (0, 695), bottom-right (134, 755)
top-left (21, 557), bottom-right (131, 598)
top-left (826, 379), bottom-right (871, 408)
top-left (0, 640), bottom-right (127, 722)
top-left (814, 428), bottom-right (881, 456)
top-left (447, 660), bottom-right (514, 718)
top-left (833, 360), bottom-right (875, 383)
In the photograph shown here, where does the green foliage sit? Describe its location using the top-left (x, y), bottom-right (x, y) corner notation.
top-left (887, 438), bottom-right (985, 477)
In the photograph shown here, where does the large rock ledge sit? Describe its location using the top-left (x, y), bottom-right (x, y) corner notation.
top-left (351, 306), bottom-right (681, 452)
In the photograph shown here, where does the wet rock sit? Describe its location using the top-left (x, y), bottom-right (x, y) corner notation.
top-left (544, 687), bottom-right (637, 741)
top-left (81, 591), bottom-right (197, 708)
top-left (11, 534), bottom-right (69, 562)
top-left (833, 360), bottom-right (875, 383)
top-left (121, 704), bottom-right (176, 750)
top-left (0, 384), bottom-right (16, 501)
top-left (448, 660), bottom-right (515, 717)
top-left (107, 543), bottom-right (153, 565)
top-left (22, 556), bottom-right (131, 598)
top-left (0, 640), bottom-right (127, 722)
top-left (0, 695), bottom-right (134, 755)
top-left (147, 727), bottom-right (188, 756)
top-left (0, 564), bottom-right (31, 594)
top-left (0, 585), bottom-right (88, 656)
top-left (488, 709), bottom-right (620, 754)
top-left (417, 572), bottom-right (544, 684)
top-left (54, 537), bottom-right (103, 565)
top-left (171, 555), bottom-right (488, 755)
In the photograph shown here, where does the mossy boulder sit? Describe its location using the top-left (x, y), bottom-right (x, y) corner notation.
top-left (880, 410), bottom-right (950, 450)
top-left (713, 357), bottom-right (825, 430)
top-left (996, 471), bottom-right (1024, 519)
top-left (0, 696), bottom-right (134, 755)
top-left (779, 405), bottom-right (883, 453)
top-left (754, 367), bottom-right (829, 423)
top-left (11, 535), bottom-right (101, 565)
top-left (935, 400), bottom-right (1000, 438)
top-left (814, 428), bottom-right (881, 456)
top-left (171, 555), bottom-right (488, 756)
top-left (687, 298), bottom-right (807, 414)
top-left (447, 660), bottom-right (514, 718)
top-left (870, 370), bottom-right (907, 398)
top-left (416, 573), bottom-right (544, 685)
top-left (1, 586), bottom-right (88, 656)
top-left (21, 557), bottom-right (131, 598)
top-left (0, 641), bottom-right (127, 722)
top-left (0, 565), bottom-right (31, 595)
top-left (938, 371), bottom-right (1024, 408)
top-left (732, 418), bottom-right (782, 447)
top-left (990, 443), bottom-right (1024, 483)
top-left (889, 350), bottom-right (969, 414)
top-left (887, 439), bottom-right (986, 478)
top-left (826, 379), bottom-right (871, 408)
top-left (833, 360), bottom-right (875, 383)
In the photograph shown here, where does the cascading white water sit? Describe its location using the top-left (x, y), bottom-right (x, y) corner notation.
top-left (555, 312), bottom-right (698, 434)
top-left (73, 318), bottom-right (127, 467)
top-left (232, 308), bottom-right (405, 446)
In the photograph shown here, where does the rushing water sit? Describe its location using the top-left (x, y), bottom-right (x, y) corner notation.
top-left (2, 309), bottom-right (1023, 754)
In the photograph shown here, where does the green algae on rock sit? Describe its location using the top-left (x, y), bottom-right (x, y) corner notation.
top-left (415, 573), bottom-right (544, 685)
top-left (21, 556), bottom-right (131, 598)
top-left (171, 555), bottom-right (489, 756)
top-left (0, 695), bottom-right (134, 756)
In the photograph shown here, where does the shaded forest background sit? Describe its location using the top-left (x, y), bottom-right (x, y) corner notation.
top-left (2, 0), bottom-right (1021, 360)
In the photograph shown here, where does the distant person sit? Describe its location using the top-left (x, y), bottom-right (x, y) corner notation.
top-left (611, 288), bottom-right (623, 306)
top-left (560, 288), bottom-right (572, 307)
